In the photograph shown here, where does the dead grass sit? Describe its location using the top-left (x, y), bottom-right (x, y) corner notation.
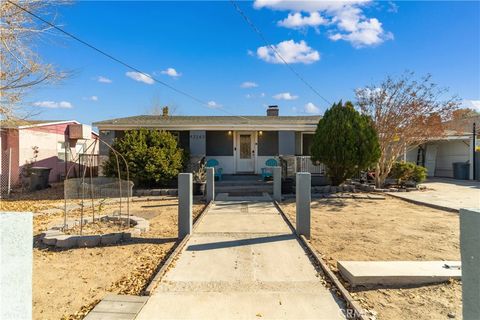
top-left (280, 195), bottom-right (461, 320)
top-left (27, 197), bottom-right (206, 320)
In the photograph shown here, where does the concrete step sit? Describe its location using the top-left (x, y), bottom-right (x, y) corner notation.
top-left (337, 261), bottom-right (461, 288)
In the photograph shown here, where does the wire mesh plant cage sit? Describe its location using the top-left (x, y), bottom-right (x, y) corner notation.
top-left (63, 138), bottom-right (133, 234)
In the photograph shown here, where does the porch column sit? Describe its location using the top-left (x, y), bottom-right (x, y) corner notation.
top-left (460, 208), bottom-right (480, 319)
top-left (469, 136), bottom-right (474, 180)
top-left (296, 172), bottom-right (311, 239)
top-left (273, 166), bottom-right (281, 202)
top-left (206, 167), bottom-right (215, 202)
top-left (178, 173), bottom-right (192, 238)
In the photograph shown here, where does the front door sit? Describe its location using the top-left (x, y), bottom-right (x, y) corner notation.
top-left (236, 133), bottom-right (255, 173)
top-left (425, 144), bottom-right (438, 177)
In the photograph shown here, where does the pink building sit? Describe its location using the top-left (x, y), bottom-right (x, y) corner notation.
top-left (0, 120), bottom-right (98, 191)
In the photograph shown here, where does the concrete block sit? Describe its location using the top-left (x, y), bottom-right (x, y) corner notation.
top-left (101, 233), bottom-right (122, 245)
top-left (273, 167), bottom-right (281, 202)
top-left (338, 261), bottom-right (461, 287)
top-left (296, 173), bottom-right (311, 239)
top-left (0, 212), bottom-right (32, 320)
top-left (206, 167), bottom-right (215, 202)
top-left (55, 235), bottom-right (79, 248)
top-left (178, 173), bottom-right (193, 238)
top-left (77, 235), bottom-right (101, 247)
top-left (460, 208), bottom-right (480, 320)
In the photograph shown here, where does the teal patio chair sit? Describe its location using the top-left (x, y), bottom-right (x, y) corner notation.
top-left (261, 158), bottom-right (278, 180)
top-left (206, 159), bottom-right (223, 181)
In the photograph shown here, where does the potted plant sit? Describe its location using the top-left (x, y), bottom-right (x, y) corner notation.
top-left (192, 162), bottom-right (206, 195)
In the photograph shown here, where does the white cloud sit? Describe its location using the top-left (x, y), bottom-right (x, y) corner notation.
top-left (207, 101), bottom-right (222, 109)
top-left (161, 68), bottom-right (181, 78)
top-left (304, 102), bottom-right (320, 114)
top-left (96, 76), bottom-right (112, 83)
top-left (240, 81), bottom-right (258, 88)
top-left (125, 71), bottom-right (154, 85)
top-left (83, 96), bottom-right (98, 101)
top-left (254, 0), bottom-right (370, 12)
top-left (247, 49), bottom-right (255, 56)
top-left (254, 0), bottom-right (392, 48)
top-left (257, 40), bottom-right (320, 64)
top-left (278, 12), bottom-right (328, 30)
top-left (33, 101), bottom-right (73, 109)
top-left (463, 99), bottom-right (480, 112)
top-left (273, 92), bottom-right (298, 100)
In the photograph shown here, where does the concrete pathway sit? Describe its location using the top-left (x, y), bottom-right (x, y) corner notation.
top-left (136, 196), bottom-right (345, 319)
top-left (388, 178), bottom-right (480, 211)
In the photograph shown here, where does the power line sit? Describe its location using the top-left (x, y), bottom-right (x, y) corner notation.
top-left (229, 0), bottom-right (331, 106)
top-left (7, 0), bottom-right (256, 122)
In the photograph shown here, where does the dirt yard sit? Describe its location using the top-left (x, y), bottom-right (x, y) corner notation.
top-left (281, 195), bottom-right (461, 320)
top-left (1, 189), bottom-right (206, 320)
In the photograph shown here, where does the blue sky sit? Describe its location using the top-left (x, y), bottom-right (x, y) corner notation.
top-left (26, 1), bottom-right (480, 126)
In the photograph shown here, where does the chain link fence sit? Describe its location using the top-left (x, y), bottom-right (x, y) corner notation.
top-left (1, 148), bottom-right (13, 197)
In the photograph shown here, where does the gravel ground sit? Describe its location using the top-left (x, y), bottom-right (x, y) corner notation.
top-left (280, 195), bottom-right (461, 320)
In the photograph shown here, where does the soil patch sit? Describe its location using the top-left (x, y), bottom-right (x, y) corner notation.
top-left (280, 195), bottom-right (461, 320)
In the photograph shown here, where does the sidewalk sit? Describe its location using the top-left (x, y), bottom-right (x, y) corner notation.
top-left (387, 178), bottom-right (480, 211)
top-left (136, 195), bottom-right (345, 319)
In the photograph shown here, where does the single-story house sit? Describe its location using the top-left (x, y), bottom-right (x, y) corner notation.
top-left (0, 120), bottom-right (99, 191)
top-left (93, 106), bottom-right (321, 175)
top-left (405, 115), bottom-right (479, 180)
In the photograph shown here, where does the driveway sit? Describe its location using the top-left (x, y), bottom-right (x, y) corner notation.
top-left (387, 178), bottom-right (480, 211)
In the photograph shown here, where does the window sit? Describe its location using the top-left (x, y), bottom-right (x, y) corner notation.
top-left (258, 131), bottom-right (279, 156)
top-left (206, 131), bottom-right (233, 156)
top-left (302, 134), bottom-right (314, 156)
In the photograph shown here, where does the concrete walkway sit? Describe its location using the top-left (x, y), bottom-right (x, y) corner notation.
top-left (136, 195), bottom-right (345, 319)
top-left (388, 178), bottom-right (480, 211)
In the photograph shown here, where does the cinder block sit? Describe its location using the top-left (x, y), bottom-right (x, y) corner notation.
top-left (77, 235), bottom-right (101, 247)
top-left (55, 235), bottom-right (79, 249)
top-left (101, 233), bottom-right (122, 245)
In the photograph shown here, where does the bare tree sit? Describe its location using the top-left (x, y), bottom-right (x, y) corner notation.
top-left (0, 0), bottom-right (67, 120)
top-left (356, 72), bottom-right (460, 187)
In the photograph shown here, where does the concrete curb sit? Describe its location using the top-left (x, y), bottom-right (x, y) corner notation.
top-left (273, 200), bottom-right (368, 320)
top-left (142, 200), bottom-right (213, 296)
top-left (385, 193), bottom-right (459, 213)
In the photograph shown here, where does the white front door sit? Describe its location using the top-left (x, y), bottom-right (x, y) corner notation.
top-left (236, 133), bottom-right (255, 173)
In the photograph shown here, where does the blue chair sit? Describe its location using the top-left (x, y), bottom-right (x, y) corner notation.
top-left (261, 158), bottom-right (278, 180)
top-left (206, 159), bottom-right (223, 181)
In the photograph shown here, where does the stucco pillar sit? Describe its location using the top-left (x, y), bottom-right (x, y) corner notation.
top-left (0, 212), bottom-right (32, 319)
top-left (206, 167), bottom-right (215, 202)
top-left (273, 166), bottom-right (281, 202)
top-left (460, 208), bottom-right (480, 320)
top-left (178, 173), bottom-right (192, 238)
top-left (296, 172), bottom-right (311, 239)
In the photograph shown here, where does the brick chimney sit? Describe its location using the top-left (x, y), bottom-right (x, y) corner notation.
top-left (267, 105), bottom-right (279, 116)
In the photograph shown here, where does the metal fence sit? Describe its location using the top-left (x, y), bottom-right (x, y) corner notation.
top-left (64, 176), bottom-right (133, 200)
top-left (296, 156), bottom-right (326, 175)
top-left (0, 148), bottom-right (12, 197)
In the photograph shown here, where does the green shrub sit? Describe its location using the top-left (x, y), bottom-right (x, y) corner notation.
top-left (103, 129), bottom-right (186, 188)
top-left (311, 101), bottom-right (380, 186)
top-left (389, 161), bottom-right (427, 185)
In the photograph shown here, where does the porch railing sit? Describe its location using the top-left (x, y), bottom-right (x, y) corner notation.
top-left (296, 156), bottom-right (326, 175)
top-left (280, 156), bottom-right (326, 177)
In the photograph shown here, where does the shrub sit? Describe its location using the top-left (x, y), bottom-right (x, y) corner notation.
top-left (103, 129), bottom-right (186, 188)
top-left (389, 161), bottom-right (427, 185)
top-left (311, 101), bottom-right (380, 186)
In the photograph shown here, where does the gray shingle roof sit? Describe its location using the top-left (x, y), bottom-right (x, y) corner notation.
top-left (93, 115), bottom-right (321, 127)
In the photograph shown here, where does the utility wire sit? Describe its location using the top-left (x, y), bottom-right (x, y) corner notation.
top-left (7, 0), bottom-right (256, 122)
top-left (230, 0), bottom-right (331, 106)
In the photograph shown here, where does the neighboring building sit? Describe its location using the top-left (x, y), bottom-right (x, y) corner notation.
top-left (93, 106), bottom-right (321, 175)
top-left (405, 115), bottom-right (479, 180)
top-left (0, 120), bottom-right (98, 190)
